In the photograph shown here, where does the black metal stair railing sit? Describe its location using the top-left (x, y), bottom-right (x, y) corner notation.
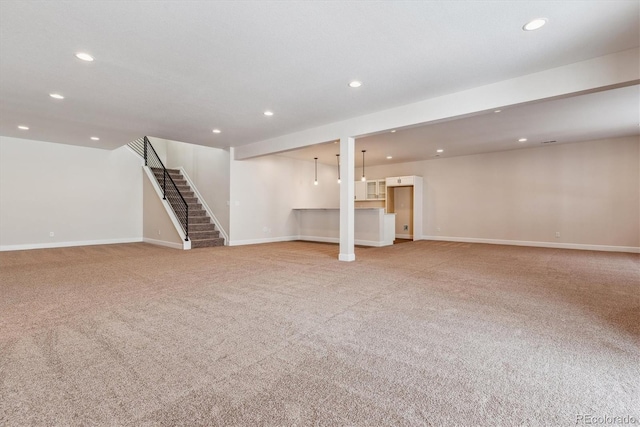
top-left (142, 136), bottom-right (189, 241)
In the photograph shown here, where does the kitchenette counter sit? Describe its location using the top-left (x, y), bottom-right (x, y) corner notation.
top-left (293, 208), bottom-right (395, 247)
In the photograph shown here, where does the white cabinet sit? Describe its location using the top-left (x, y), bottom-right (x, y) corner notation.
top-left (378, 180), bottom-right (386, 199)
top-left (386, 176), bottom-right (415, 187)
top-left (355, 179), bottom-right (386, 201)
top-left (366, 180), bottom-right (378, 199)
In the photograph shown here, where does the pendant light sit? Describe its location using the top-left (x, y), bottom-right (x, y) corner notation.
top-left (361, 150), bottom-right (366, 182)
top-left (336, 154), bottom-right (341, 184)
top-left (314, 157), bottom-right (319, 185)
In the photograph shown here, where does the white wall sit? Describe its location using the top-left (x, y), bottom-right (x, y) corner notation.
top-left (161, 139), bottom-right (230, 236)
top-left (363, 136), bottom-right (640, 250)
top-left (161, 135), bottom-right (638, 252)
top-left (0, 136), bottom-right (143, 250)
top-left (142, 171), bottom-right (183, 249)
top-left (292, 158), bottom-right (341, 209)
top-left (228, 153), bottom-right (297, 244)
top-left (147, 137), bottom-right (168, 164)
top-left (228, 152), bottom-right (339, 245)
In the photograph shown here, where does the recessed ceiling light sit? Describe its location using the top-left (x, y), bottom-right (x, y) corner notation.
top-left (523, 18), bottom-right (547, 31)
top-left (436, 149), bottom-right (444, 153)
top-left (386, 156), bottom-right (393, 159)
top-left (90, 136), bottom-right (100, 141)
top-left (18, 125), bottom-right (29, 130)
top-left (494, 109), bottom-right (502, 113)
top-left (264, 110), bottom-right (274, 116)
top-left (348, 81), bottom-right (362, 88)
top-left (75, 52), bottom-right (94, 62)
top-left (518, 138), bottom-right (527, 142)
top-left (390, 130), bottom-right (396, 133)
top-left (49, 93), bottom-right (64, 99)
top-left (212, 129), bottom-right (221, 134)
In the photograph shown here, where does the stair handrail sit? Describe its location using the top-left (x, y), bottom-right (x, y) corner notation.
top-left (143, 136), bottom-right (189, 241)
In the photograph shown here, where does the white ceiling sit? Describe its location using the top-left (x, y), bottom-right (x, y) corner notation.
top-left (0, 1), bottom-right (638, 151)
top-left (280, 84), bottom-right (640, 166)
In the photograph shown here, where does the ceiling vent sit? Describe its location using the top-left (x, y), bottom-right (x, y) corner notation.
top-left (541, 140), bottom-right (557, 144)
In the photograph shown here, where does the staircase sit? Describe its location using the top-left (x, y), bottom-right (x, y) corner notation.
top-left (128, 136), bottom-right (226, 249)
top-left (150, 167), bottom-right (224, 248)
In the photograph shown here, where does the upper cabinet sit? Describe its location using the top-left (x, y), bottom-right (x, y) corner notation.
top-left (366, 181), bottom-right (378, 199)
top-left (378, 180), bottom-right (386, 199)
top-left (355, 179), bottom-right (386, 201)
top-left (386, 176), bottom-right (415, 187)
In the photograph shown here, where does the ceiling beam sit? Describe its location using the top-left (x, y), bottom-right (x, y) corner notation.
top-left (234, 48), bottom-right (639, 160)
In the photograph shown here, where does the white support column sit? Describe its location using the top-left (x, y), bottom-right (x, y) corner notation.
top-left (339, 137), bottom-right (355, 261)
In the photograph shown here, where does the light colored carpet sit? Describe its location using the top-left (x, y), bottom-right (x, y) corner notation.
top-left (1, 241), bottom-right (638, 426)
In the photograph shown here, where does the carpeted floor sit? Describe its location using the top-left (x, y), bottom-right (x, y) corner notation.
top-left (0, 241), bottom-right (638, 426)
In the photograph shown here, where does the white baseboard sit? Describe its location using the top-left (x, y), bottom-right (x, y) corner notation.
top-left (297, 235), bottom-right (389, 247)
top-left (0, 237), bottom-right (143, 252)
top-left (297, 235), bottom-right (337, 244)
top-left (228, 235), bottom-right (299, 246)
top-left (421, 235), bottom-right (640, 253)
top-left (229, 235), bottom-right (392, 248)
top-left (142, 237), bottom-right (187, 250)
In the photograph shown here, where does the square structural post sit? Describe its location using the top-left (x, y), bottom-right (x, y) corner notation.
top-left (339, 137), bottom-right (355, 262)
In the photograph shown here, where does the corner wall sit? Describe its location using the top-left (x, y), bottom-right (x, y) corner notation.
top-left (0, 136), bottom-right (143, 250)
